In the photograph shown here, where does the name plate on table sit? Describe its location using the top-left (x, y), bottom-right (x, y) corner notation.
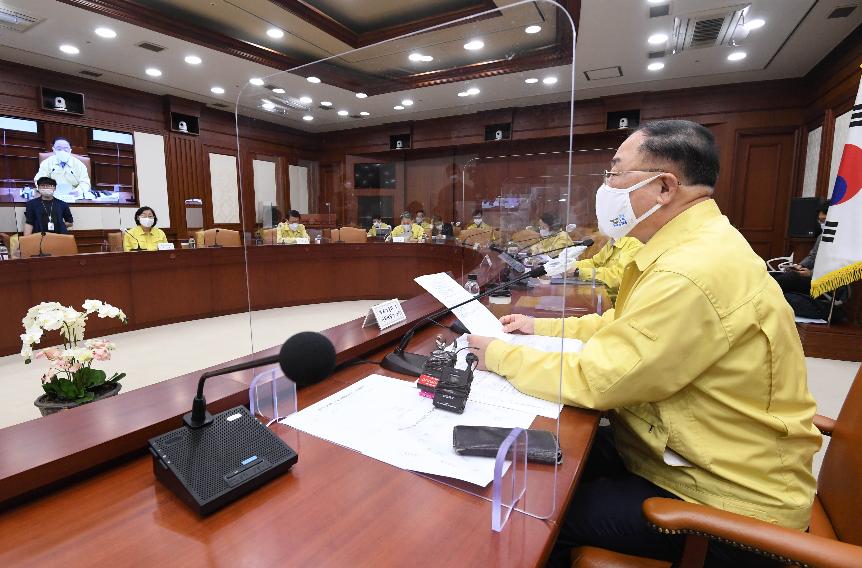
top-left (392, 236), bottom-right (406, 243)
top-left (294, 237), bottom-right (310, 245)
top-left (362, 299), bottom-right (406, 330)
top-left (157, 242), bottom-right (175, 250)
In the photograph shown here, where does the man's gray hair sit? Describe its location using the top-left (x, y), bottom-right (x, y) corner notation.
top-left (636, 120), bottom-right (719, 192)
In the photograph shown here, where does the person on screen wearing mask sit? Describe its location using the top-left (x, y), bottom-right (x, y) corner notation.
top-left (34, 138), bottom-right (92, 202)
top-left (367, 214), bottom-right (392, 237)
top-left (572, 235), bottom-right (643, 296)
top-left (529, 212), bottom-right (573, 258)
top-left (277, 210), bottom-right (309, 244)
top-left (124, 206), bottom-right (167, 251)
top-left (23, 177), bottom-right (73, 235)
top-left (466, 120), bottom-right (820, 567)
top-left (414, 209), bottom-right (432, 232)
top-left (389, 212), bottom-right (424, 241)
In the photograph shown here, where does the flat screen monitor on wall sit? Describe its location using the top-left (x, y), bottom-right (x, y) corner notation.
top-left (354, 163), bottom-right (396, 189)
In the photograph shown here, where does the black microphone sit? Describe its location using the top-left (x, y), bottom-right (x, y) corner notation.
top-left (124, 228), bottom-right (142, 251)
top-left (381, 252), bottom-right (581, 376)
top-left (34, 231), bottom-right (52, 257)
top-left (209, 228), bottom-right (223, 248)
top-left (184, 331), bottom-right (336, 428)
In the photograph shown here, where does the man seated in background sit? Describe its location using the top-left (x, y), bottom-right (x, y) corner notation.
top-left (466, 208), bottom-right (493, 232)
top-left (530, 212), bottom-right (573, 257)
top-left (573, 235), bottom-right (643, 296)
top-left (277, 210), bottom-right (309, 244)
top-left (414, 209), bottom-right (432, 232)
top-left (23, 177), bottom-right (73, 235)
top-left (467, 120), bottom-right (820, 567)
top-left (772, 204), bottom-right (828, 294)
top-left (34, 138), bottom-right (91, 202)
top-left (367, 214), bottom-right (391, 237)
top-left (389, 211), bottom-right (424, 241)
top-left (124, 206), bottom-right (167, 251)
top-left (431, 214), bottom-right (453, 237)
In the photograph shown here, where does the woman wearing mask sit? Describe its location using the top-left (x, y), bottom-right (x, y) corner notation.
top-left (389, 212), bottom-right (424, 242)
top-left (529, 212), bottom-right (573, 258)
top-left (124, 206), bottom-right (168, 251)
top-left (414, 209), bottom-right (432, 232)
top-left (277, 210), bottom-right (309, 244)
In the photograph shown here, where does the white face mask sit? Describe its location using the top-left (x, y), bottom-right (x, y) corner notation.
top-left (373, 222), bottom-right (381, 228)
top-left (402, 223), bottom-right (412, 231)
top-left (473, 218), bottom-right (483, 225)
top-left (139, 217), bottom-right (155, 228)
top-left (416, 216), bottom-right (424, 223)
top-left (436, 223), bottom-right (443, 230)
top-left (289, 222), bottom-right (299, 231)
top-left (55, 150), bottom-right (71, 163)
top-left (39, 188), bottom-right (54, 197)
top-left (595, 174), bottom-right (663, 240)
top-left (539, 228), bottom-right (552, 238)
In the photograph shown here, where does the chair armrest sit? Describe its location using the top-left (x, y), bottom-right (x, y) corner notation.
top-left (813, 414), bottom-right (836, 436)
top-left (643, 498), bottom-right (862, 568)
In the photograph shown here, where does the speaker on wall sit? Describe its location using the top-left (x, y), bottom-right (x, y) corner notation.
top-left (788, 197), bottom-right (825, 238)
top-left (484, 123), bottom-right (512, 141)
top-left (390, 134), bottom-right (410, 150)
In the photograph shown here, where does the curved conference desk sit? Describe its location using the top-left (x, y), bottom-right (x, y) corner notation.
top-left (0, 244), bottom-right (606, 567)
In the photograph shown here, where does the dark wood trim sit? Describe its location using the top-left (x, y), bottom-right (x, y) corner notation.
top-left (267, 0), bottom-right (359, 46)
top-left (355, 1), bottom-right (500, 48)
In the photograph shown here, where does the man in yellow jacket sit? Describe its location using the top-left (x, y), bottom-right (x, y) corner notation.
top-left (277, 210), bottom-right (309, 244)
top-left (574, 236), bottom-right (643, 295)
top-left (467, 120), bottom-right (820, 567)
top-left (389, 212), bottom-right (424, 241)
top-left (530, 212), bottom-right (574, 257)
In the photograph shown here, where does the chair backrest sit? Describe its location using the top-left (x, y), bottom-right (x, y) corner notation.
top-left (330, 228), bottom-right (341, 242)
top-left (19, 232), bottom-right (78, 258)
top-left (107, 231), bottom-right (123, 252)
top-left (339, 227), bottom-right (367, 243)
top-left (38, 153), bottom-right (92, 178)
top-left (459, 227), bottom-right (493, 246)
top-left (511, 229), bottom-right (541, 247)
top-left (201, 228), bottom-right (241, 247)
top-left (818, 364), bottom-right (862, 546)
top-left (260, 228), bottom-right (277, 245)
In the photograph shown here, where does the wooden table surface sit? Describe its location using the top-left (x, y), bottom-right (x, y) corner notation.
top-left (0, 258), bottom-right (605, 568)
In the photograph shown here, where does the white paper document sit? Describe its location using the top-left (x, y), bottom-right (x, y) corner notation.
top-left (282, 374), bottom-right (536, 486)
top-left (414, 272), bottom-right (505, 338)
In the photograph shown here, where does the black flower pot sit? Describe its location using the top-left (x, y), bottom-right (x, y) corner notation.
top-left (33, 382), bottom-right (123, 417)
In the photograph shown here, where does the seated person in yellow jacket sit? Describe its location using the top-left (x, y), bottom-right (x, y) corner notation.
top-left (467, 120), bottom-right (820, 567)
top-left (529, 212), bottom-right (573, 258)
top-left (465, 208), bottom-right (495, 232)
top-left (124, 206), bottom-right (168, 251)
top-left (574, 236), bottom-right (643, 294)
top-left (277, 210), bottom-right (309, 243)
top-left (367, 214), bottom-right (392, 237)
top-left (414, 209), bottom-right (432, 232)
top-left (389, 212), bottom-right (424, 241)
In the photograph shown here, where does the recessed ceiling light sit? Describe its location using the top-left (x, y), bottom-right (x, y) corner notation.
top-left (525, 25), bottom-right (541, 34)
top-left (302, 115), bottom-right (313, 121)
top-left (647, 0), bottom-right (666, 3)
top-left (648, 33), bottom-right (668, 45)
top-left (542, 76), bottom-right (558, 85)
top-left (267, 28), bottom-right (284, 39)
top-left (59, 44), bottom-right (79, 55)
top-left (401, 98), bottom-right (414, 106)
top-left (94, 27), bottom-right (116, 39)
top-left (320, 101), bottom-right (333, 107)
top-left (184, 55), bottom-right (202, 65)
top-left (211, 86), bottom-right (225, 94)
top-left (356, 92), bottom-right (367, 98)
top-left (262, 102), bottom-right (276, 111)
top-left (145, 67), bottom-right (162, 77)
top-left (408, 52), bottom-right (424, 62)
top-left (466, 88), bottom-right (480, 96)
top-left (744, 18), bottom-right (765, 31)
top-left (299, 96), bottom-right (313, 104)
top-left (525, 77), bottom-right (539, 84)
top-left (307, 76), bottom-right (321, 83)
top-left (464, 39), bottom-right (484, 50)
top-left (420, 55), bottom-right (433, 62)
top-left (272, 88), bottom-right (285, 94)
top-left (394, 105), bottom-right (405, 110)
top-left (337, 110), bottom-right (349, 116)
top-left (359, 111), bottom-right (370, 116)
top-left (249, 77), bottom-right (265, 86)
top-left (727, 51), bottom-right (747, 61)
top-left (457, 92), bottom-right (469, 97)
top-left (647, 62), bottom-right (665, 71)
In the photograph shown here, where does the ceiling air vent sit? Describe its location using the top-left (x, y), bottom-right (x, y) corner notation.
top-left (210, 103), bottom-right (229, 109)
top-left (136, 41), bottom-right (166, 53)
top-left (650, 4), bottom-right (671, 18)
top-left (79, 70), bottom-right (103, 78)
top-left (584, 66), bottom-right (623, 81)
top-left (671, 3), bottom-right (750, 53)
top-left (0, 4), bottom-right (42, 32)
top-left (648, 50), bottom-right (667, 59)
top-left (828, 5), bottom-right (858, 18)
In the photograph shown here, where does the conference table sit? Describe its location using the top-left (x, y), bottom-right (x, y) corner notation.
top-left (0, 244), bottom-right (605, 567)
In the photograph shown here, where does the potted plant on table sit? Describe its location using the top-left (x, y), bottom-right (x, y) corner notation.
top-left (21, 300), bottom-right (128, 416)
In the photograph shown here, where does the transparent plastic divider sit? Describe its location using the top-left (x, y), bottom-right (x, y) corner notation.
top-left (234, 0), bottom-right (577, 525)
top-left (249, 369), bottom-right (297, 427)
top-left (492, 428), bottom-right (528, 532)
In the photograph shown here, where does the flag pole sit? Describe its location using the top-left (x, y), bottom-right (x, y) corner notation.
top-left (827, 293), bottom-right (836, 324)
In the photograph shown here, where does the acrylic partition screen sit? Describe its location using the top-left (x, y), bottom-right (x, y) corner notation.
top-left (234, 0), bottom-right (581, 520)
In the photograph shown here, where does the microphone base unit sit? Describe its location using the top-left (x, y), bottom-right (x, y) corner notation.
top-left (381, 350), bottom-right (429, 377)
top-left (149, 405), bottom-right (298, 516)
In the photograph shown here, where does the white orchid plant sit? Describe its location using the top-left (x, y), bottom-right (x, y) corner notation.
top-left (21, 300), bottom-right (128, 403)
